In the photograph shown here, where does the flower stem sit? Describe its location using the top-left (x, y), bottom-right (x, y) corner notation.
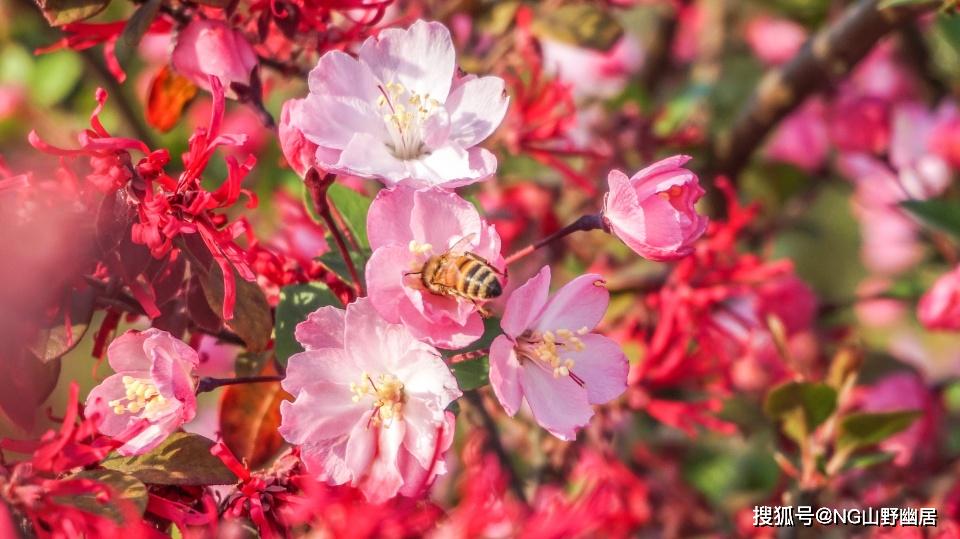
top-left (305, 169), bottom-right (365, 296)
top-left (504, 213), bottom-right (605, 265)
top-left (196, 375), bottom-right (282, 394)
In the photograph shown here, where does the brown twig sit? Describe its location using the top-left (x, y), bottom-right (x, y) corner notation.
top-left (713, 0), bottom-right (939, 181)
top-left (196, 375), bottom-right (282, 393)
top-left (504, 214), bottom-right (605, 265)
top-left (305, 169), bottom-right (365, 296)
top-left (463, 390), bottom-right (529, 506)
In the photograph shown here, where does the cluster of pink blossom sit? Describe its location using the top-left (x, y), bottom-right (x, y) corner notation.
top-left (77, 19), bottom-right (708, 505)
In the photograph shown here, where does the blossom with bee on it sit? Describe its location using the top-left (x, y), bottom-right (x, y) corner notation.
top-left (279, 297), bottom-right (460, 503)
top-left (602, 155), bottom-right (708, 261)
top-left (84, 329), bottom-right (199, 456)
top-left (489, 266), bottom-right (628, 441)
top-left (287, 20), bottom-right (510, 189)
top-left (365, 186), bottom-right (505, 349)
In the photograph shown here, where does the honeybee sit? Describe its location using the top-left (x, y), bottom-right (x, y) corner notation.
top-left (409, 235), bottom-right (503, 313)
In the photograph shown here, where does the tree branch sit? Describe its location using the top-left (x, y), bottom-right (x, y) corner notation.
top-left (713, 0), bottom-right (939, 180)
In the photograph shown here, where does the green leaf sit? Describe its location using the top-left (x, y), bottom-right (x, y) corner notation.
top-left (275, 282), bottom-right (341, 367)
top-left (838, 410), bottom-right (922, 451)
top-left (450, 356), bottom-right (490, 391)
top-left (901, 199), bottom-right (960, 240)
top-left (878, 0), bottom-right (939, 8)
top-left (530, 4), bottom-right (623, 51)
top-left (445, 317), bottom-right (501, 391)
top-left (101, 432), bottom-right (238, 486)
top-left (327, 183), bottom-right (372, 250)
top-left (115, 0), bottom-right (161, 68)
top-left (30, 50), bottom-right (83, 106)
top-left (57, 469), bottom-right (147, 523)
top-left (318, 237), bottom-right (370, 289)
top-left (764, 382), bottom-right (837, 443)
top-left (200, 263), bottom-right (273, 353)
top-left (34, 0), bottom-right (110, 26)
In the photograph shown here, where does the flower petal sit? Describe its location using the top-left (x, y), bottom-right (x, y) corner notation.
top-left (333, 133), bottom-right (408, 183)
top-left (358, 422), bottom-right (407, 503)
top-left (295, 305), bottom-right (346, 351)
top-left (564, 334), bottom-right (628, 405)
top-left (300, 95), bottom-right (385, 150)
top-left (535, 273), bottom-right (608, 333)
top-left (489, 335), bottom-right (522, 416)
top-left (519, 363), bottom-right (593, 441)
top-left (106, 330), bottom-right (153, 374)
top-left (282, 348), bottom-right (360, 395)
top-left (308, 50), bottom-right (382, 103)
top-left (358, 20), bottom-right (455, 101)
top-left (445, 76), bottom-right (509, 147)
top-left (278, 385), bottom-right (364, 445)
top-left (502, 266), bottom-right (551, 337)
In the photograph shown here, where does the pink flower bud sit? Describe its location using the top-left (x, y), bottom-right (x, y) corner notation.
top-left (278, 99), bottom-right (319, 176)
top-left (602, 155), bottom-right (708, 261)
top-left (918, 266), bottom-right (960, 331)
top-left (171, 19), bottom-right (257, 94)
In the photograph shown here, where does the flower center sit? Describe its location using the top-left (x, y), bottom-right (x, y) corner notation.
top-left (350, 372), bottom-right (406, 427)
top-left (516, 327), bottom-right (589, 384)
top-left (108, 376), bottom-right (170, 419)
top-left (658, 185), bottom-right (684, 200)
top-left (376, 82), bottom-right (442, 160)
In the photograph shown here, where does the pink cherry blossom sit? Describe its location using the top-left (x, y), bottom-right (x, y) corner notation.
top-left (489, 266), bottom-right (628, 440)
top-left (540, 36), bottom-right (644, 99)
top-left (84, 329), bottom-right (199, 456)
top-left (892, 102), bottom-right (952, 195)
top-left (171, 19), bottom-right (257, 95)
top-left (365, 186), bottom-right (504, 349)
top-left (291, 20), bottom-right (509, 188)
top-left (918, 266), bottom-right (960, 331)
top-left (744, 16), bottom-right (807, 66)
top-left (602, 155), bottom-right (708, 261)
top-left (765, 99), bottom-right (829, 172)
top-left (860, 373), bottom-right (939, 466)
top-left (278, 98), bottom-right (318, 176)
top-left (279, 297), bottom-right (461, 503)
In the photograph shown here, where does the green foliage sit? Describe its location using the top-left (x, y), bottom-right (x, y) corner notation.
top-left (58, 469), bottom-right (148, 522)
top-left (34, 0), bottom-right (110, 26)
top-left (446, 317), bottom-right (501, 390)
top-left (101, 433), bottom-right (238, 485)
top-left (837, 411), bottom-right (922, 451)
top-left (327, 183), bottom-right (373, 250)
top-left (529, 4), bottom-right (623, 51)
top-left (31, 50), bottom-right (83, 106)
top-left (764, 381), bottom-right (837, 443)
top-left (274, 282), bottom-right (341, 368)
top-left (901, 199), bottom-right (960, 240)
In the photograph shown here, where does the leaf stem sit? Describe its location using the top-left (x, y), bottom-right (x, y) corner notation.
top-left (504, 213), bottom-right (605, 265)
top-left (305, 169), bottom-right (365, 296)
top-left (196, 375), bottom-right (282, 394)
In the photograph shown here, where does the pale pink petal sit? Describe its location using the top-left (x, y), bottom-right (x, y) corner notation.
top-left (489, 335), bottom-right (523, 416)
top-left (392, 349), bottom-right (461, 406)
top-left (358, 20), bottom-right (456, 101)
top-left (344, 410), bottom-right (377, 480)
top-left (564, 334), bottom-right (628, 405)
top-left (278, 386), bottom-right (365, 445)
top-left (367, 186), bottom-right (417, 249)
top-left (520, 364), bottom-right (593, 441)
top-left (359, 422), bottom-right (407, 504)
top-left (84, 374), bottom-right (133, 436)
top-left (410, 188), bottom-right (482, 250)
top-left (365, 245), bottom-right (413, 325)
top-left (333, 133), bottom-right (408, 183)
top-left (307, 50), bottom-right (382, 102)
top-left (106, 330), bottom-right (152, 374)
top-left (116, 413), bottom-right (182, 456)
top-left (300, 95), bottom-right (386, 150)
top-left (282, 348), bottom-right (360, 395)
top-left (637, 196), bottom-right (683, 248)
top-left (295, 306), bottom-right (347, 351)
top-left (444, 76), bottom-right (510, 147)
top-left (300, 436), bottom-right (352, 485)
top-left (400, 398), bottom-right (446, 469)
top-left (535, 273), bottom-right (608, 333)
top-left (405, 143), bottom-right (497, 188)
top-left (397, 300), bottom-right (485, 349)
top-left (501, 266), bottom-right (551, 338)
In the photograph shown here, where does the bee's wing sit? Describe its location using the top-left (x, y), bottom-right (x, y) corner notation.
top-left (445, 233), bottom-right (477, 257)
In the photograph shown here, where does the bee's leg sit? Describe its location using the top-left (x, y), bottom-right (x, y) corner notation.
top-left (470, 298), bottom-right (492, 318)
